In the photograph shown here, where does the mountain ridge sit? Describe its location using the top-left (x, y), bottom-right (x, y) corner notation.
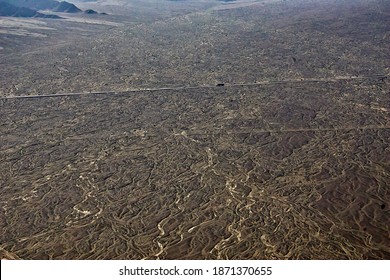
top-left (0, 1), bottom-right (61, 18)
top-left (0, 0), bottom-right (100, 18)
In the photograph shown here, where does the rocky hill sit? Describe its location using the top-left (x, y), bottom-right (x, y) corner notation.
top-left (84, 9), bottom-right (98, 14)
top-left (1, 0), bottom-right (99, 17)
top-left (0, 1), bottom-right (61, 18)
top-left (52, 1), bottom-right (81, 13)
top-left (1, 0), bottom-right (59, 10)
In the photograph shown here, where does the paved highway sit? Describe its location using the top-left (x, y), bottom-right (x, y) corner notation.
top-left (1, 75), bottom-right (388, 100)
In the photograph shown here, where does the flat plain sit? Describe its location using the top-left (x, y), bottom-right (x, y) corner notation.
top-left (0, 0), bottom-right (389, 259)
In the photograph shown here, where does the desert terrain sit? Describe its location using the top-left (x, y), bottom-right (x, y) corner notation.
top-left (0, 0), bottom-right (389, 259)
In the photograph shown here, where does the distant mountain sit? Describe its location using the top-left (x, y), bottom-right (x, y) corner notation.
top-left (2, 0), bottom-right (84, 13)
top-left (0, 1), bottom-right (61, 18)
top-left (1, 0), bottom-right (58, 10)
top-left (52, 1), bottom-right (81, 13)
top-left (84, 9), bottom-right (97, 14)
top-left (1, 0), bottom-right (102, 17)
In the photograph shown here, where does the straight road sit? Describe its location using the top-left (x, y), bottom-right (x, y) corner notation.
top-left (1, 75), bottom-right (388, 100)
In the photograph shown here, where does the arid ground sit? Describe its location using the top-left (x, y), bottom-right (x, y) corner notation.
top-left (0, 0), bottom-right (389, 259)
